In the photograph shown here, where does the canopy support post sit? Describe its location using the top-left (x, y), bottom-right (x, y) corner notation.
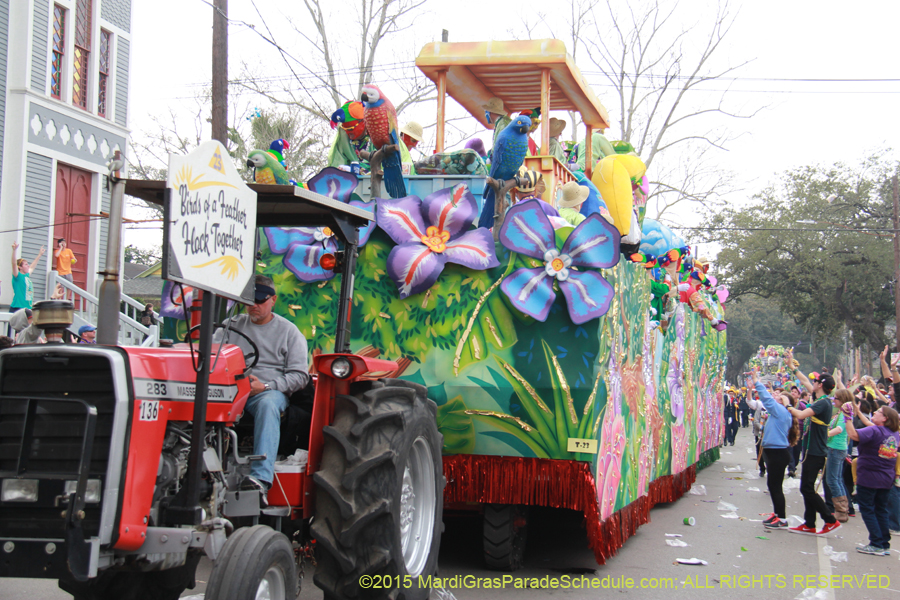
top-left (436, 69), bottom-right (447, 153)
top-left (584, 125), bottom-right (593, 180)
top-left (540, 69), bottom-right (551, 155)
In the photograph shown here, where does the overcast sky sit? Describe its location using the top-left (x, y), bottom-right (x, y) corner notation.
top-left (126, 0), bottom-right (900, 255)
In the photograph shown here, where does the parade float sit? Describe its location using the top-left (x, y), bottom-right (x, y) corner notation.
top-left (164, 40), bottom-right (728, 568)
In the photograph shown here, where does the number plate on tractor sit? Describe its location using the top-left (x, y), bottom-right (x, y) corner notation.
top-left (139, 400), bottom-right (160, 421)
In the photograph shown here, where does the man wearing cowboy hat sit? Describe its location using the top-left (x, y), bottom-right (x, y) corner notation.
top-left (558, 181), bottom-right (588, 227)
top-left (548, 118), bottom-right (567, 164)
top-left (483, 97), bottom-right (512, 149)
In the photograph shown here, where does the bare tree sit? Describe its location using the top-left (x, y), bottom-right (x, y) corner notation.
top-left (237, 0), bottom-right (434, 121)
top-left (581, 0), bottom-right (759, 218)
top-left (129, 88), bottom-right (328, 217)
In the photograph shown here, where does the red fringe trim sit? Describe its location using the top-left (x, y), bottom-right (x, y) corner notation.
top-left (442, 454), bottom-right (696, 565)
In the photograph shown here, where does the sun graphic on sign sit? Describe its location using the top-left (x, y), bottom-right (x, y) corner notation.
top-left (191, 256), bottom-right (245, 281)
top-left (175, 165), bottom-right (237, 191)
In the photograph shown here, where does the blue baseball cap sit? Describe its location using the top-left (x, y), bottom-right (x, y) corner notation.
top-left (78, 325), bottom-right (96, 336)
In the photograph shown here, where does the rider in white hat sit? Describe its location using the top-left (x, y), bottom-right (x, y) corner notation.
top-left (399, 121), bottom-right (424, 175)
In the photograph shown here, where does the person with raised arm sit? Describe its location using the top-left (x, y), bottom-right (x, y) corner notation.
top-left (749, 367), bottom-right (799, 530)
top-left (845, 397), bottom-right (900, 555)
top-left (10, 241), bottom-right (45, 311)
top-left (784, 349), bottom-right (840, 536)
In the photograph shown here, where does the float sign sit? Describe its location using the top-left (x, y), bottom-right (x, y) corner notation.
top-left (162, 140), bottom-right (257, 303)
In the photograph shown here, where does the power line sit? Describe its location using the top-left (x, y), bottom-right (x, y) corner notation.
top-left (1, 216), bottom-right (107, 236)
top-left (671, 226), bottom-right (900, 233)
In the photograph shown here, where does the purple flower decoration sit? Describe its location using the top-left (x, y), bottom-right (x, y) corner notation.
top-left (498, 199), bottom-right (620, 324)
top-left (376, 183), bottom-right (499, 299)
top-left (263, 167), bottom-right (373, 282)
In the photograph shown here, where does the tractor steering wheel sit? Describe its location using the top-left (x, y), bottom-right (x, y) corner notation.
top-left (185, 323), bottom-right (260, 370)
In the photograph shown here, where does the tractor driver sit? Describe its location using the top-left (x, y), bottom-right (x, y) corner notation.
top-left (218, 274), bottom-right (309, 506)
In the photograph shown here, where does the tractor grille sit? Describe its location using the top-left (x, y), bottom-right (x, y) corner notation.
top-left (0, 351), bottom-right (120, 538)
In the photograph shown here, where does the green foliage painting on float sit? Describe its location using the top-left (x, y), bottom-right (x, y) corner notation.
top-left (257, 219), bottom-right (727, 519)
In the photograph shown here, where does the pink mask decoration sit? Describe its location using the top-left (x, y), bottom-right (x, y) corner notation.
top-left (715, 285), bottom-right (729, 304)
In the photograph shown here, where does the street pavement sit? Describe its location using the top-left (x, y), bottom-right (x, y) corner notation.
top-left (6, 428), bottom-right (898, 599)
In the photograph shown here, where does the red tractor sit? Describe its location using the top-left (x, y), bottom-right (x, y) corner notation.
top-left (0, 184), bottom-right (444, 599)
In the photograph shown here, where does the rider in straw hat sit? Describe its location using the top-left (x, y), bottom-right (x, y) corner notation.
top-left (557, 181), bottom-right (588, 227)
top-left (548, 118), bottom-right (567, 164)
top-left (483, 97), bottom-right (512, 149)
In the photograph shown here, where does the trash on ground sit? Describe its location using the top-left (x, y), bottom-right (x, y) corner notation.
top-left (723, 466), bottom-right (743, 472)
top-left (756, 536), bottom-right (769, 540)
top-left (822, 546), bottom-right (848, 563)
top-left (666, 539), bottom-right (689, 547)
top-left (676, 558), bottom-right (709, 565)
top-left (683, 517), bottom-right (696, 526)
top-left (786, 515), bottom-right (804, 527)
top-left (689, 485), bottom-right (707, 496)
top-left (795, 588), bottom-right (830, 599)
top-left (717, 500), bottom-right (738, 511)
top-left (665, 533), bottom-right (683, 537)
top-left (741, 546), bottom-right (748, 551)
top-left (747, 487), bottom-right (761, 492)
top-left (720, 511), bottom-right (739, 519)
top-left (432, 584), bottom-right (460, 600)
top-left (743, 471), bottom-right (760, 480)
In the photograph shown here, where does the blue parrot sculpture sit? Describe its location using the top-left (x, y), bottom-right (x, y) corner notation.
top-left (478, 115), bottom-right (532, 229)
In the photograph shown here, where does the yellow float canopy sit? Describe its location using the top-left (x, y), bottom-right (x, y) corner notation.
top-left (415, 39), bottom-right (610, 130)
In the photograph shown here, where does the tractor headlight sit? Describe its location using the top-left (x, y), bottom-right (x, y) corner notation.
top-left (64, 479), bottom-right (102, 504)
top-left (1, 479), bottom-right (39, 502)
top-left (331, 357), bottom-right (352, 379)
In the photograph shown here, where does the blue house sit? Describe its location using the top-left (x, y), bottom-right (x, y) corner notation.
top-left (0, 0), bottom-right (132, 307)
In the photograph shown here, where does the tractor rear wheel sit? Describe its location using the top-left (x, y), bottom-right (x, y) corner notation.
top-left (483, 504), bottom-right (528, 571)
top-left (204, 525), bottom-right (297, 600)
top-left (312, 379), bottom-right (444, 600)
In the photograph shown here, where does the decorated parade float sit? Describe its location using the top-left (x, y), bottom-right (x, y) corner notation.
top-left (235, 39), bottom-right (729, 566)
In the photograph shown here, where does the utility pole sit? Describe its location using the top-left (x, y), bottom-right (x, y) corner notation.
top-left (893, 174), bottom-right (900, 352)
top-left (211, 0), bottom-right (228, 144)
top-left (171, 0), bottom-right (228, 525)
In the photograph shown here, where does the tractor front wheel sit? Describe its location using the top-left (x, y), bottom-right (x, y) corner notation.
top-left (204, 525), bottom-right (297, 600)
top-left (312, 379), bottom-right (444, 600)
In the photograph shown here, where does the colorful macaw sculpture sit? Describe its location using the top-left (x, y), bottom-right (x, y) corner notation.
top-left (361, 84), bottom-right (406, 198)
top-left (268, 139), bottom-right (289, 168)
top-left (247, 149), bottom-right (289, 185)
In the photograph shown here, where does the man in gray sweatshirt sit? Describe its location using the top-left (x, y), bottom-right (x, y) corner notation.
top-left (218, 274), bottom-right (309, 505)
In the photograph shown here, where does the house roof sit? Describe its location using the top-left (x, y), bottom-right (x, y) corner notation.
top-left (415, 39), bottom-right (610, 129)
top-left (124, 262), bottom-right (149, 280)
top-left (124, 277), bottom-right (163, 298)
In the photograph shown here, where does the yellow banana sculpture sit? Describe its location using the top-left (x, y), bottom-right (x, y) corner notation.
top-left (591, 154), bottom-right (646, 236)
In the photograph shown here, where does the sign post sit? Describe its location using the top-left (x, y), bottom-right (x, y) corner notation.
top-left (162, 140), bottom-right (257, 523)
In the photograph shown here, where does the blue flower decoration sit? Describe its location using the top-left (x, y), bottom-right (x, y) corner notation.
top-left (499, 200), bottom-right (620, 324)
top-left (263, 167), bottom-right (374, 282)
